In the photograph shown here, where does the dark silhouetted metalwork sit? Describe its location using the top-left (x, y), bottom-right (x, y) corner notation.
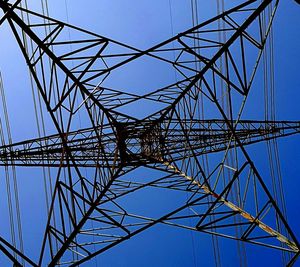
top-left (0, 0), bottom-right (299, 266)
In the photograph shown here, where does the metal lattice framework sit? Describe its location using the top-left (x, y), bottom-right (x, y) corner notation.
top-left (0, 0), bottom-right (299, 266)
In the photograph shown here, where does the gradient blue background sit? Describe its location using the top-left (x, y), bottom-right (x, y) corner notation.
top-left (0, 1), bottom-right (299, 266)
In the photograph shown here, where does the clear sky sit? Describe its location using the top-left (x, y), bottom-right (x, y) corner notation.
top-left (0, 0), bottom-right (299, 266)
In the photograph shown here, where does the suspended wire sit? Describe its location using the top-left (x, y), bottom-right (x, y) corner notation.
top-left (189, 1), bottom-right (199, 266)
top-left (191, 1), bottom-right (223, 266)
top-left (167, 1), bottom-right (198, 266)
top-left (262, 3), bottom-right (290, 265)
top-left (19, 0), bottom-right (60, 254)
top-left (168, 0), bottom-right (179, 84)
top-left (215, 1), bottom-right (228, 266)
top-left (62, 0), bottom-right (86, 263)
top-left (0, 72), bottom-right (24, 264)
top-left (216, 0), bottom-right (248, 265)
top-left (0, 78), bottom-right (16, 259)
top-left (40, 0), bottom-right (81, 261)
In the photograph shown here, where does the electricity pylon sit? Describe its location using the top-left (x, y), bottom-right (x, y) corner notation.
top-left (0, 0), bottom-right (299, 266)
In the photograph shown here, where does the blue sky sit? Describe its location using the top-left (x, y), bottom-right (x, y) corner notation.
top-left (0, 0), bottom-right (299, 266)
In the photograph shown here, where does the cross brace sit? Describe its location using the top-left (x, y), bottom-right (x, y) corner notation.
top-left (0, 119), bottom-right (299, 167)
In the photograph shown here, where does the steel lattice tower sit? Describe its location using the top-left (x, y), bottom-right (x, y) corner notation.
top-left (0, 0), bottom-right (299, 266)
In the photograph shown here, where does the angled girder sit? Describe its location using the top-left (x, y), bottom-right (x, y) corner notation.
top-left (0, 0), bottom-right (298, 266)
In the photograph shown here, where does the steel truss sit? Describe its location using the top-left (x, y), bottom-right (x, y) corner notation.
top-left (0, 0), bottom-right (299, 266)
